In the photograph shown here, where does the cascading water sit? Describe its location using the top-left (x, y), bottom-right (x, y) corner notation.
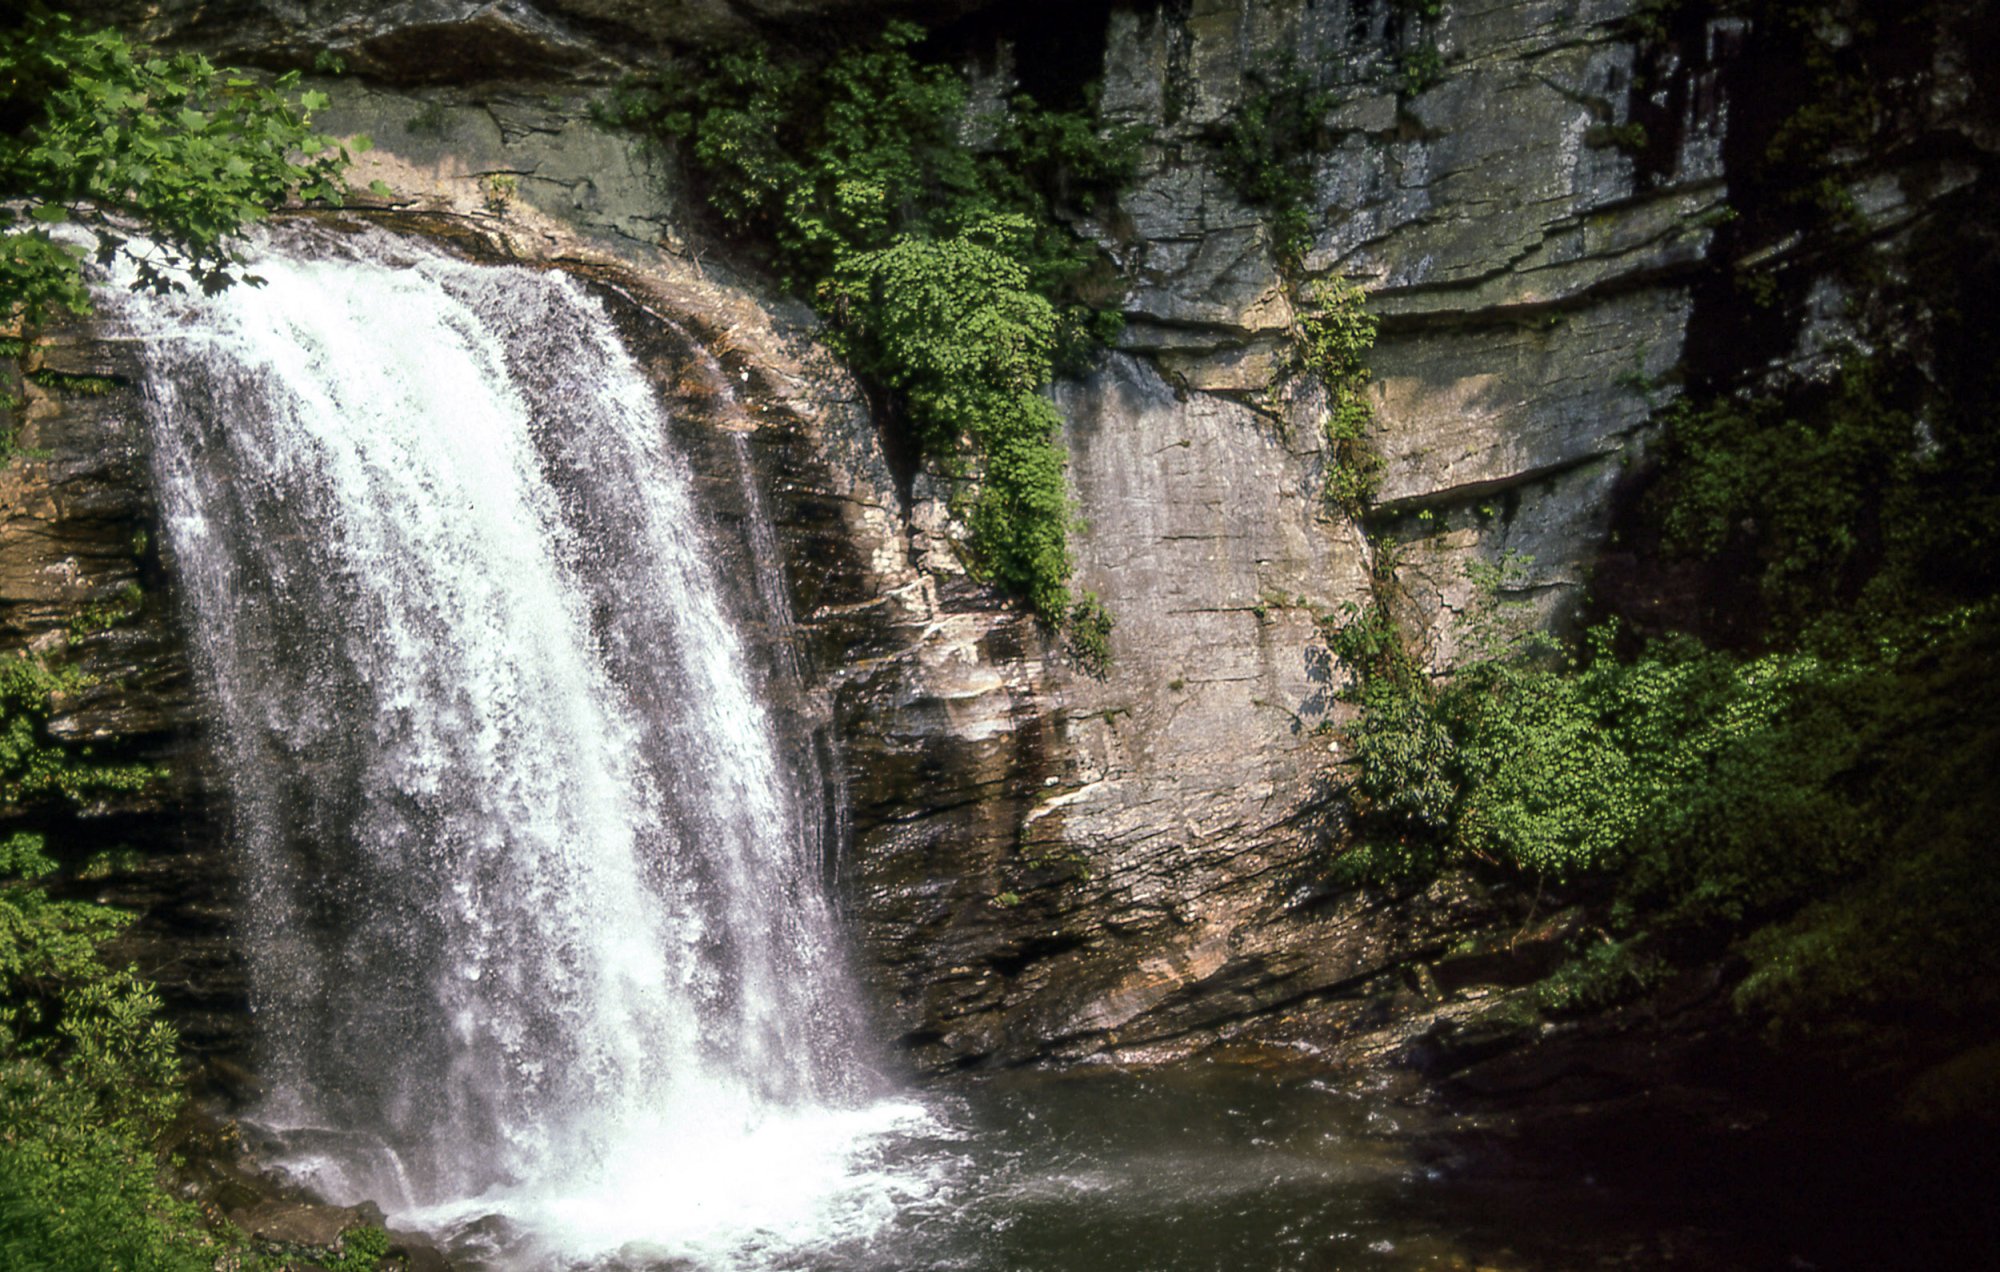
top-left (106, 223), bottom-right (944, 1266)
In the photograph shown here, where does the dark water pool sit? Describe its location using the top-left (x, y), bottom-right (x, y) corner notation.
top-left (416, 1061), bottom-right (1761, 1271)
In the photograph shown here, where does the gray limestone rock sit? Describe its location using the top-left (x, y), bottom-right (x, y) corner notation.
top-left (1368, 287), bottom-right (1686, 507)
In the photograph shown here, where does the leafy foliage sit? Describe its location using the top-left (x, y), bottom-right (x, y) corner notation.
top-left (1392, 0), bottom-right (1449, 95)
top-left (1, 740), bottom-right (203, 1272)
top-left (1291, 278), bottom-right (1380, 513)
top-left (614, 22), bottom-right (1138, 639)
top-left (828, 224), bottom-right (1074, 616)
top-left (0, 829), bottom-right (214, 1271)
top-left (68, 580), bottom-right (146, 641)
top-left (0, 654), bottom-right (160, 806)
top-left (1326, 602), bottom-right (1454, 880)
top-left (1334, 508), bottom-right (2000, 1088)
top-left (322, 1225), bottom-right (391, 1272)
top-left (1534, 935), bottom-right (1665, 1016)
top-left (1331, 600), bottom-right (1814, 886)
top-left (1065, 593), bottom-right (1116, 678)
top-left (0, 7), bottom-right (356, 328)
top-left (1398, 45), bottom-right (1444, 97)
top-left (1651, 357), bottom-right (2000, 644)
top-left (1211, 59), bottom-right (1338, 268)
top-left (1756, 1), bottom-right (1891, 231)
top-left (0, 636), bottom-right (195, 1271)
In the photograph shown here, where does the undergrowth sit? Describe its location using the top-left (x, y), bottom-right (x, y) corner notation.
top-left (0, 655), bottom-right (161, 805)
top-left (0, 658), bottom-right (199, 1269)
top-left (1648, 356), bottom-right (2000, 646)
top-left (1329, 333), bottom-right (2000, 1100)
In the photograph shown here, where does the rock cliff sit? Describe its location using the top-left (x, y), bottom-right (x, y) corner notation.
top-left (0, 331), bottom-right (238, 1055)
top-left (19, 0), bottom-right (1995, 1081)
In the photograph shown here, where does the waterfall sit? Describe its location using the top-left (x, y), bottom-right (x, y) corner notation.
top-left (108, 223), bottom-right (937, 1265)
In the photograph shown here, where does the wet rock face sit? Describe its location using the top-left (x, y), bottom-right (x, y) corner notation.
top-left (0, 334), bottom-right (238, 1059)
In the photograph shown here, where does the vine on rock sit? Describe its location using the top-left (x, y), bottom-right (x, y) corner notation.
top-left (1291, 278), bottom-right (1382, 516)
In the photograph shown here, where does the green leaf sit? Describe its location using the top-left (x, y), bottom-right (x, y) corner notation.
top-left (0, 12), bottom-right (355, 328)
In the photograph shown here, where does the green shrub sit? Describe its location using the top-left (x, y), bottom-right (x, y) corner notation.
top-left (68, 581), bottom-right (146, 641)
top-left (1335, 566), bottom-right (2000, 1080)
top-left (1331, 579), bottom-right (1832, 886)
top-left (1652, 356), bottom-right (2000, 647)
top-left (324, 1225), bottom-right (392, 1272)
top-left (1652, 361), bottom-right (1909, 638)
top-left (0, 14), bottom-right (375, 1264)
top-left (0, 10), bottom-right (357, 327)
top-left (614, 22), bottom-right (1138, 636)
top-left (0, 654), bottom-right (161, 805)
top-left (1066, 593), bottom-right (1115, 677)
top-left (1684, 606), bottom-right (2000, 1028)
top-left (1445, 658), bottom-right (1644, 878)
top-left (0, 645), bottom-right (196, 1269)
top-left (1535, 936), bottom-right (1666, 1016)
top-left (0, 834), bottom-right (215, 1271)
top-left (1315, 0), bottom-right (2000, 1081)
top-left (1398, 45), bottom-right (1444, 97)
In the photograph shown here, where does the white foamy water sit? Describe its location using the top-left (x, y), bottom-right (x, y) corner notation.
top-left (105, 223), bottom-right (942, 1266)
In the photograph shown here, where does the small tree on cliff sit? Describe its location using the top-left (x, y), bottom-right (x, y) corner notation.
top-left (0, 5), bottom-right (356, 331)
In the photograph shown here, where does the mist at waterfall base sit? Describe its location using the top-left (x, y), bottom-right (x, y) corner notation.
top-left (107, 225), bottom-right (1747, 1272)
